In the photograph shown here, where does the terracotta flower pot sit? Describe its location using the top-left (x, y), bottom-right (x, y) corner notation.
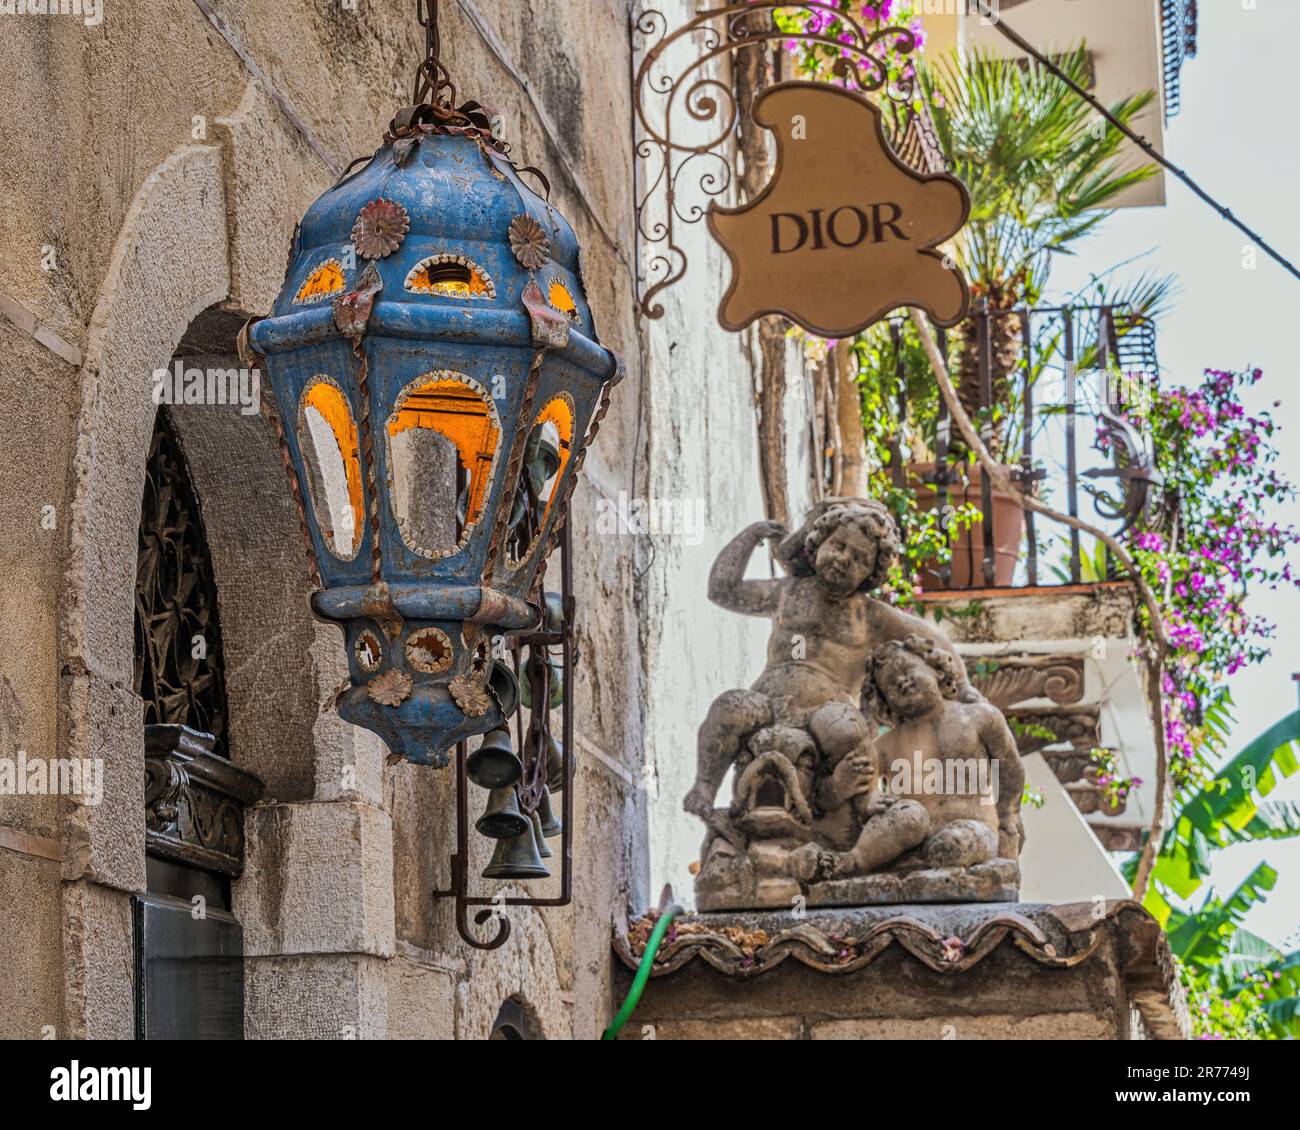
top-left (908, 462), bottom-right (1025, 590)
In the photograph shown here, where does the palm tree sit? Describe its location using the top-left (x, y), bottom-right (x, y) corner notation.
top-left (915, 45), bottom-right (1159, 437)
top-left (1121, 707), bottom-right (1300, 1037)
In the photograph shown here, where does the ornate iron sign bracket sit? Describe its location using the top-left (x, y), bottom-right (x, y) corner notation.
top-left (632, 2), bottom-right (925, 321)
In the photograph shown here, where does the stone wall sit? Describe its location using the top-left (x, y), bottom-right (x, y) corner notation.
top-left (0, 0), bottom-right (703, 1040)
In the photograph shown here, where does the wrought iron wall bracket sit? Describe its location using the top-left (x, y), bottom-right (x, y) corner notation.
top-left (431, 524), bottom-right (576, 951)
top-left (632, 2), bottom-right (923, 321)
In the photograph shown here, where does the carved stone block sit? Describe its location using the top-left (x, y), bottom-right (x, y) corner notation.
top-left (144, 723), bottom-right (264, 877)
top-left (697, 858), bottom-right (1019, 912)
top-left (967, 654), bottom-right (1085, 709)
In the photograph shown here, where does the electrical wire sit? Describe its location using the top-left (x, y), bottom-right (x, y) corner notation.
top-left (986, 9), bottom-right (1300, 284)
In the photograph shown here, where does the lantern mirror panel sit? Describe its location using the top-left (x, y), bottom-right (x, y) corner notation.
top-left (386, 371), bottom-right (501, 560)
top-left (506, 394), bottom-right (574, 568)
top-left (298, 378), bottom-right (365, 560)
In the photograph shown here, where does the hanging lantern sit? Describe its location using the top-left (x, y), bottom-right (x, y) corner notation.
top-left (240, 10), bottom-right (622, 768)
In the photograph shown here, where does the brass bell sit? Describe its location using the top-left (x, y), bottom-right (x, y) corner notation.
top-left (488, 661), bottom-right (519, 717)
top-left (541, 591), bottom-right (564, 633)
top-left (519, 655), bottom-right (564, 710)
top-left (482, 822), bottom-right (550, 880)
top-left (537, 785), bottom-right (562, 839)
top-left (466, 727), bottom-right (523, 789)
top-left (545, 734), bottom-right (567, 793)
top-left (475, 786), bottom-right (529, 840)
top-left (531, 810), bottom-right (553, 858)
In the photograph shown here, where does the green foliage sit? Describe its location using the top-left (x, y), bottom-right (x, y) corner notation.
top-left (1180, 925), bottom-right (1300, 1040)
top-left (1007, 717), bottom-right (1057, 744)
top-left (846, 324), bottom-right (985, 602)
top-left (1123, 711), bottom-right (1300, 1038)
top-left (1167, 864), bottom-right (1279, 967)
top-left (916, 45), bottom-right (1157, 307)
top-left (1047, 533), bottom-right (1110, 584)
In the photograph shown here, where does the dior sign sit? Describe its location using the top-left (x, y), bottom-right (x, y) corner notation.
top-left (708, 82), bottom-right (970, 338)
top-left (769, 203), bottom-right (909, 254)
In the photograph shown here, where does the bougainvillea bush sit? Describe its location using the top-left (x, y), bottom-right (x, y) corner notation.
top-left (771, 0), bottom-right (924, 92)
top-left (1125, 365), bottom-right (1300, 785)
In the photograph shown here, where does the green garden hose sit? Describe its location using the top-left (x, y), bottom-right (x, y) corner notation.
top-left (601, 903), bottom-right (682, 1040)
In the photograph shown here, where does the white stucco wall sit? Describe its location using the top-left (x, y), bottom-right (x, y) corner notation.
top-left (633, 0), bottom-right (815, 904)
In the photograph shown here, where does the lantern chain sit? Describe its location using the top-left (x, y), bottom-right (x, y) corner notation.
top-left (413, 0), bottom-right (459, 117)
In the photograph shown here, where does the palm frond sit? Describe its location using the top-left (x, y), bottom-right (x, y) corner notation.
top-left (1166, 862), bottom-right (1279, 969)
top-left (919, 44), bottom-right (1158, 304)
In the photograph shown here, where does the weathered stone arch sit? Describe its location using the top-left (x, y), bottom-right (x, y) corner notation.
top-left (57, 146), bottom-right (232, 909)
top-left (63, 145), bottom-right (231, 692)
top-left (59, 131), bottom-right (365, 819)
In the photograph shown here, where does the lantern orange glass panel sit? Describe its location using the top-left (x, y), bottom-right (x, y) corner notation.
top-left (245, 114), bottom-right (623, 767)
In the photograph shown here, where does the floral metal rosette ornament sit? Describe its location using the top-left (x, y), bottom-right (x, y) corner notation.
top-left (240, 11), bottom-right (622, 767)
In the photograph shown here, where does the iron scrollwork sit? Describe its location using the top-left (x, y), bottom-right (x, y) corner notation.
top-left (1083, 411), bottom-right (1164, 538)
top-left (134, 410), bottom-right (231, 756)
top-left (633, 2), bottom-right (922, 320)
top-left (135, 411), bottom-right (263, 876)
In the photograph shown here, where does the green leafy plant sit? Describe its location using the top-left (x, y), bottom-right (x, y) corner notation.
top-left (1122, 710), bottom-right (1300, 1038)
top-left (1048, 533), bottom-right (1110, 584)
top-left (914, 45), bottom-right (1158, 439)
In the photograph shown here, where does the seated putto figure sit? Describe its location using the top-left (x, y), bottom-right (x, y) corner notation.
top-left (686, 499), bottom-right (1024, 910)
top-left (791, 634), bottom-right (1024, 885)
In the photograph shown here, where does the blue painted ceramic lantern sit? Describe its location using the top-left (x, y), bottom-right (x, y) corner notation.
top-left (242, 106), bottom-right (622, 768)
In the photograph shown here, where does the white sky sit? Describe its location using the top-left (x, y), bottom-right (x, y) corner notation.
top-left (1043, 0), bottom-right (1300, 948)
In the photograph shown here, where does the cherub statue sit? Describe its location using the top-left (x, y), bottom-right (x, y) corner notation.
top-left (684, 499), bottom-right (976, 850)
top-left (794, 635), bottom-right (1024, 883)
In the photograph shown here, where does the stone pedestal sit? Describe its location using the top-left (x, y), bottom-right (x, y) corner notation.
top-left (697, 857), bottom-right (1019, 911)
top-left (613, 900), bottom-right (1186, 1040)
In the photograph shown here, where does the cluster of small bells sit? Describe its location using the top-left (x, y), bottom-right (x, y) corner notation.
top-left (468, 591), bottom-right (568, 879)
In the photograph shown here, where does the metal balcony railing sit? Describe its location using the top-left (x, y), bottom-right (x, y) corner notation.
top-left (883, 304), bottom-right (1162, 592)
top-left (1161, 0), bottom-right (1199, 120)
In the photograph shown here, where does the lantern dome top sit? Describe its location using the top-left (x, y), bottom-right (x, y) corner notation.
top-left (256, 129), bottom-right (608, 370)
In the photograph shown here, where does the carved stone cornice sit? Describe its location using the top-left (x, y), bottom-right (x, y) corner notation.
top-left (613, 901), bottom-right (1187, 1038)
top-left (1093, 825), bottom-right (1145, 853)
top-left (1003, 709), bottom-right (1129, 816)
top-left (967, 654), bottom-right (1086, 710)
top-left (1041, 748), bottom-right (1092, 783)
top-left (1005, 705), bottom-right (1100, 756)
top-left (616, 899), bottom-right (1190, 1040)
top-left (144, 723), bottom-right (264, 876)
